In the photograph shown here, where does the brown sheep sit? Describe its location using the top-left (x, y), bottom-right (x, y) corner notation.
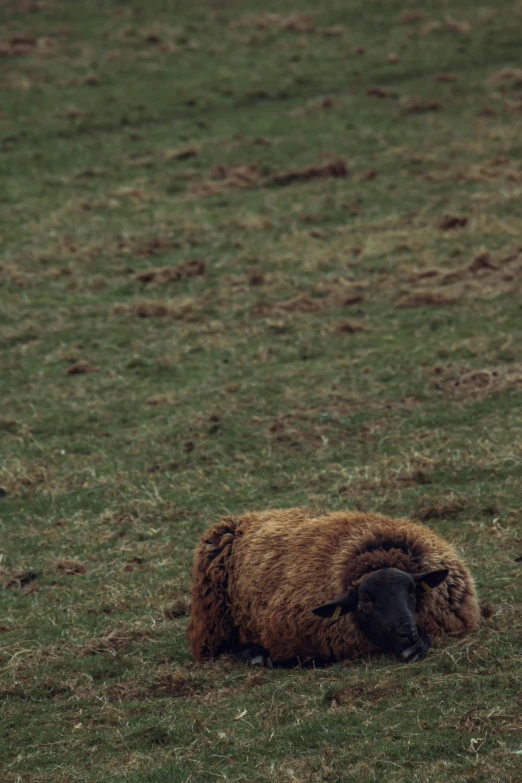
top-left (188, 508), bottom-right (480, 665)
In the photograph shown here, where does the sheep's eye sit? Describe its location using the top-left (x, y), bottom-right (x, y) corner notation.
top-left (358, 598), bottom-right (374, 614)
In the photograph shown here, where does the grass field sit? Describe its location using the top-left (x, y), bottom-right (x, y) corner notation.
top-left (1, 0), bottom-right (522, 780)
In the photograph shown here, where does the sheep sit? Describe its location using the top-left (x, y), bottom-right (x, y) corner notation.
top-left (187, 508), bottom-right (480, 665)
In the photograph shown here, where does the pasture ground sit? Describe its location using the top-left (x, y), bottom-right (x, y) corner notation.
top-left (1, 0), bottom-right (522, 781)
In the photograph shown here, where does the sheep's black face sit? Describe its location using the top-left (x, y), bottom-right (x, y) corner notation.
top-left (354, 569), bottom-right (420, 656)
top-left (313, 567), bottom-right (449, 662)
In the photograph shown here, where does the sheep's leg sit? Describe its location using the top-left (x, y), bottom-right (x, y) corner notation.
top-left (401, 628), bottom-right (430, 662)
top-left (234, 643), bottom-right (273, 668)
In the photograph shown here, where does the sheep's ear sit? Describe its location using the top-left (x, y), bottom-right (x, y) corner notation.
top-left (414, 569), bottom-right (449, 593)
top-left (312, 587), bottom-right (358, 619)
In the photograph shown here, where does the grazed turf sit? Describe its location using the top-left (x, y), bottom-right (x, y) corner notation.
top-left (1, 1), bottom-right (522, 781)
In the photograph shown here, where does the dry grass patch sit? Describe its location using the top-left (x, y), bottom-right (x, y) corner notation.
top-left (0, 460), bottom-right (60, 497)
top-left (104, 668), bottom-right (200, 702)
top-left (327, 681), bottom-right (396, 709)
top-left (81, 627), bottom-right (155, 657)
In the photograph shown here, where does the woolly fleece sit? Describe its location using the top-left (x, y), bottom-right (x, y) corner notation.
top-left (188, 509), bottom-right (480, 663)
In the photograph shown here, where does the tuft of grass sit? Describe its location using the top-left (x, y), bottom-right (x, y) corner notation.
top-left (1, 0), bottom-right (522, 781)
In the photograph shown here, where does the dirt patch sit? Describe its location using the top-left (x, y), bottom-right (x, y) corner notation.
top-left (232, 12), bottom-right (315, 33)
top-left (400, 96), bottom-right (442, 113)
top-left (261, 413), bottom-right (341, 454)
top-left (135, 259), bottom-right (205, 285)
top-left (327, 682), bottom-right (394, 707)
top-left (408, 252), bottom-right (521, 300)
top-left (190, 164), bottom-right (262, 195)
top-left (271, 158), bottom-right (348, 186)
top-left (151, 671), bottom-right (200, 697)
top-left (135, 237), bottom-right (177, 257)
top-left (333, 320), bottom-right (368, 334)
top-left (0, 35), bottom-right (41, 56)
top-left (438, 255), bottom-right (501, 284)
top-left (83, 73), bottom-right (100, 86)
top-left (211, 163), bottom-right (262, 188)
top-left (247, 268), bottom-right (265, 286)
top-left (192, 157), bottom-right (348, 195)
top-left (396, 291), bottom-right (456, 308)
top-left (0, 418), bottom-right (18, 432)
top-left (367, 86), bottom-right (394, 99)
top-left (250, 283), bottom-right (364, 318)
top-left (343, 293), bottom-right (365, 305)
top-left (162, 599), bottom-right (190, 619)
top-left (479, 600), bottom-right (495, 619)
top-left (0, 623), bottom-right (18, 632)
top-left (400, 11), bottom-right (425, 24)
top-left (114, 300), bottom-right (173, 317)
top-left (66, 360), bottom-right (100, 375)
top-left (436, 364), bottom-right (522, 399)
top-left (55, 559), bottom-right (87, 575)
top-left (113, 298), bottom-right (196, 320)
top-left (146, 393), bottom-right (177, 406)
top-left (487, 68), bottom-right (522, 88)
top-left (290, 96), bottom-right (345, 117)
top-left (438, 214), bottom-right (468, 230)
top-left (251, 293), bottom-right (325, 317)
top-left (164, 144), bottom-right (200, 161)
top-left (444, 17), bottom-right (471, 35)
top-left (413, 498), bottom-right (465, 521)
top-left (434, 72), bottom-right (458, 82)
top-left (5, 570), bottom-right (39, 589)
top-left (0, 263), bottom-right (31, 287)
top-left (190, 180), bottom-right (224, 197)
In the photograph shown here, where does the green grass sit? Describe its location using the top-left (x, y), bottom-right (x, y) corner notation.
top-left (1, 0), bottom-right (522, 780)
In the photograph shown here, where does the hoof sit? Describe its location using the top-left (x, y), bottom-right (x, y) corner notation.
top-left (249, 654), bottom-right (273, 668)
top-left (401, 643), bottom-right (424, 663)
top-left (401, 629), bottom-right (430, 663)
top-left (235, 643), bottom-right (273, 668)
